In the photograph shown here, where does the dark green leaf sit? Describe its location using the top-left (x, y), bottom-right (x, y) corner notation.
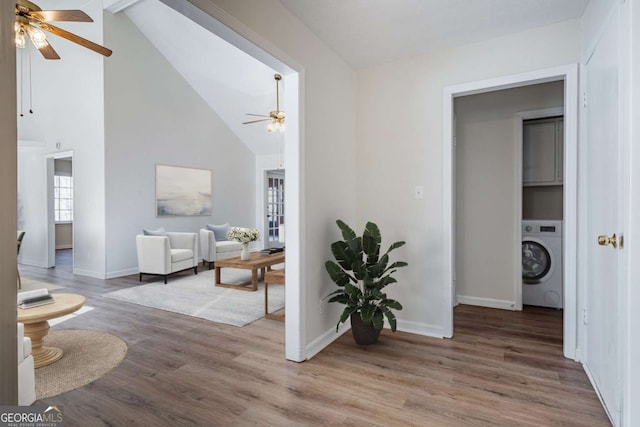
top-left (337, 306), bottom-right (357, 331)
top-left (382, 308), bottom-right (397, 332)
top-left (363, 222), bottom-right (381, 264)
top-left (384, 261), bottom-right (408, 273)
top-left (328, 294), bottom-right (350, 304)
top-left (368, 253), bottom-right (389, 278)
top-left (346, 236), bottom-right (363, 254)
top-left (352, 259), bottom-right (366, 280)
top-left (376, 275), bottom-right (398, 289)
top-left (383, 299), bottom-right (403, 310)
top-left (325, 261), bottom-right (353, 286)
top-left (372, 309), bottom-right (384, 330)
top-left (331, 241), bottom-right (357, 270)
top-left (360, 305), bottom-right (375, 322)
top-left (387, 241), bottom-right (406, 252)
top-left (336, 220), bottom-right (357, 241)
top-left (343, 282), bottom-right (362, 299)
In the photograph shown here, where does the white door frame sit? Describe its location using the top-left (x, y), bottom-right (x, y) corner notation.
top-left (45, 150), bottom-right (74, 269)
top-left (443, 64), bottom-right (579, 360)
top-left (159, 0), bottom-right (306, 362)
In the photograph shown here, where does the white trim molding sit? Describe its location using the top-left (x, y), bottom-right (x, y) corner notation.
top-left (443, 64), bottom-right (579, 360)
top-left (456, 295), bottom-right (516, 311)
top-left (306, 322), bottom-right (350, 360)
top-left (396, 320), bottom-right (447, 338)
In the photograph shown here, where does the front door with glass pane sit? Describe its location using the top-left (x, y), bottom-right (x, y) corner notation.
top-left (265, 171), bottom-right (285, 248)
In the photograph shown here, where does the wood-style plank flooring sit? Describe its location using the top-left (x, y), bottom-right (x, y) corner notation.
top-left (19, 250), bottom-right (610, 426)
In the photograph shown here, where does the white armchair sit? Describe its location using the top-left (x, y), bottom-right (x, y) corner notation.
top-left (200, 228), bottom-right (242, 269)
top-left (136, 232), bottom-right (198, 284)
top-left (18, 323), bottom-right (36, 406)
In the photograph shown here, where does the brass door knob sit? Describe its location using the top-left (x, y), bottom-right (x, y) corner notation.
top-left (598, 233), bottom-right (617, 248)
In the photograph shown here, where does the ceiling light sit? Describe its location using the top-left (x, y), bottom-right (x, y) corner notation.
top-left (26, 26), bottom-right (47, 49)
top-left (15, 23), bottom-right (25, 48)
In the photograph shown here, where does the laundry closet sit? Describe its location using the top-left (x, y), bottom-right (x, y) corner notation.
top-left (454, 81), bottom-right (564, 311)
top-left (522, 117), bottom-right (564, 309)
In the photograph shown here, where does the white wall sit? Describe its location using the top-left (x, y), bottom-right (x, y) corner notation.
top-left (16, 0), bottom-right (105, 277)
top-left (17, 146), bottom-right (48, 266)
top-left (357, 20), bottom-right (580, 336)
top-left (454, 81), bottom-right (564, 307)
top-left (185, 0), bottom-right (358, 354)
top-left (103, 11), bottom-right (257, 277)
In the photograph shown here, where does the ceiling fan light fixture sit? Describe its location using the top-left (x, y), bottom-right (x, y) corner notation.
top-left (15, 22), bottom-right (26, 48)
top-left (15, 29), bottom-right (26, 48)
top-left (26, 25), bottom-right (47, 49)
top-left (267, 120), bottom-right (286, 133)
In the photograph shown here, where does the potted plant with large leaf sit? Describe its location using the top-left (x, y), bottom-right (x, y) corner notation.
top-left (325, 220), bottom-right (408, 345)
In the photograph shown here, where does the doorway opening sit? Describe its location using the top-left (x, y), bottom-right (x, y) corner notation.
top-left (443, 65), bottom-right (579, 360)
top-left (454, 82), bottom-right (565, 312)
top-left (53, 156), bottom-right (73, 273)
top-left (160, 0), bottom-right (305, 362)
top-left (265, 170), bottom-right (285, 249)
top-left (46, 151), bottom-right (74, 273)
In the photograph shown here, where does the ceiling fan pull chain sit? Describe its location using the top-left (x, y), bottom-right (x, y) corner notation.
top-left (28, 43), bottom-right (33, 114)
top-left (19, 48), bottom-right (24, 117)
top-left (29, 46), bottom-right (33, 114)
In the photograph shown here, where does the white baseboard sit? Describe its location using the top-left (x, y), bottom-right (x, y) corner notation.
top-left (396, 319), bottom-right (446, 338)
top-left (73, 268), bottom-right (106, 279)
top-left (456, 295), bottom-right (516, 310)
top-left (105, 267), bottom-right (138, 279)
top-left (55, 245), bottom-right (73, 250)
top-left (305, 318), bottom-right (447, 359)
top-left (306, 322), bottom-right (351, 359)
top-left (18, 258), bottom-right (48, 268)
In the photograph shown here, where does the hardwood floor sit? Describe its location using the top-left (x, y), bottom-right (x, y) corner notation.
top-left (19, 255), bottom-right (610, 426)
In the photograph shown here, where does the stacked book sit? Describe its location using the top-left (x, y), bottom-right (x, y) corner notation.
top-left (259, 247), bottom-right (285, 255)
top-left (17, 289), bottom-right (55, 309)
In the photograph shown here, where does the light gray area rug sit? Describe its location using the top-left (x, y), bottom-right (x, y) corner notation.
top-left (103, 269), bottom-right (284, 327)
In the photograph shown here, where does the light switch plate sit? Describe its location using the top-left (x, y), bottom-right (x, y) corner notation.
top-left (414, 186), bottom-right (424, 199)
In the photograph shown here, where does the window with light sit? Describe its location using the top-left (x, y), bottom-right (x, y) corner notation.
top-left (54, 175), bottom-right (73, 222)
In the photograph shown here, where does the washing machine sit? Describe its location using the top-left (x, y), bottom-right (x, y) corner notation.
top-left (522, 220), bottom-right (563, 309)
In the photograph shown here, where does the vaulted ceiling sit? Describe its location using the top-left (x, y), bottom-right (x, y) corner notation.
top-left (104, 0), bottom-right (590, 154)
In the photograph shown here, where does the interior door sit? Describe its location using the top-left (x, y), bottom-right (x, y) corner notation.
top-left (265, 170), bottom-right (285, 248)
top-left (584, 7), bottom-right (623, 425)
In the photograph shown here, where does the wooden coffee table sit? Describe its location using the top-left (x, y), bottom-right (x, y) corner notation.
top-left (264, 269), bottom-right (285, 320)
top-left (17, 293), bottom-right (86, 368)
top-left (215, 252), bottom-right (285, 291)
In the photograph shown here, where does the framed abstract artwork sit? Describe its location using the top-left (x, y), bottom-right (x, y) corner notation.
top-left (156, 164), bottom-right (212, 216)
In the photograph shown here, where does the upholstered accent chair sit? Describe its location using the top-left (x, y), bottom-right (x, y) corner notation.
top-left (136, 232), bottom-right (198, 284)
top-left (199, 224), bottom-right (242, 269)
top-left (18, 322), bottom-right (36, 406)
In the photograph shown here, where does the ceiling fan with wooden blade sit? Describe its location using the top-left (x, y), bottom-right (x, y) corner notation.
top-left (243, 74), bottom-right (286, 132)
top-left (15, 0), bottom-right (113, 60)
